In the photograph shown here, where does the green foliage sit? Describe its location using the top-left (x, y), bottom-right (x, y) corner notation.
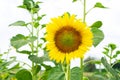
top-left (94, 2), bottom-right (106, 8)
top-left (10, 34), bottom-right (37, 49)
top-left (18, 0), bottom-right (42, 13)
top-left (102, 43), bottom-right (120, 64)
top-left (70, 67), bottom-right (81, 80)
top-left (90, 74), bottom-right (107, 80)
top-left (113, 50), bottom-right (120, 58)
top-left (8, 0), bottom-right (47, 79)
top-left (40, 37), bottom-right (46, 42)
top-left (91, 21), bottom-right (102, 28)
top-left (32, 65), bottom-right (41, 75)
top-left (41, 67), bottom-right (65, 80)
top-left (23, 0), bottom-right (39, 13)
top-left (101, 57), bottom-right (120, 80)
top-left (9, 21), bottom-right (26, 26)
top-left (9, 0), bottom-right (48, 80)
top-left (84, 57), bottom-right (96, 72)
top-left (85, 1), bottom-right (106, 47)
top-left (28, 51), bottom-right (50, 64)
top-left (16, 69), bottom-right (32, 80)
top-left (90, 20), bottom-right (104, 47)
top-left (37, 14), bottom-right (46, 21)
top-left (72, 0), bottom-right (78, 2)
top-left (108, 43), bottom-right (116, 51)
top-left (0, 49), bottom-right (21, 80)
top-left (91, 27), bottom-right (104, 47)
top-left (34, 22), bottom-right (39, 28)
top-left (28, 55), bottom-right (44, 64)
top-left (41, 24), bottom-right (46, 28)
top-left (16, 50), bottom-right (33, 55)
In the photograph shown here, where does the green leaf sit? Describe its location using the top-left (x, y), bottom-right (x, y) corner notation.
top-left (92, 74), bottom-right (107, 80)
top-left (41, 67), bottom-right (65, 80)
top-left (102, 51), bottom-right (109, 57)
top-left (91, 28), bottom-right (104, 47)
top-left (37, 14), bottom-right (46, 21)
top-left (113, 54), bottom-right (117, 58)
top-left (108, 43), bottom-right (116, 51)
top-left (36, 1), bottom-right (43, 5)
top-left (38, 43), bottom-right (42, 48)
top-left (41, 24), bottom-right (46, 28)
top-left (32, 7), bottom-right (40, 13)
top-left (102, 47), bottom-right (109, 56)
top-left (18, 5), bottom-right (27, 9)
top-left (10, 34), bottom-right (27, 49)
top-left (9, 21), bottom-right (26, 26)
top-left (91, 21), bottom-right (102, 28)
top-left (16, 69), bottom-right (32, 80)
top-left (9, 63), bottom-right (20, 70)
top-left (34, 22), bottom-right (39, 28)
top-left (104, 47), bottom-right (109, 52)
top-left (89, 60), bottom-right (101, 64)
top-left (43, 50), bottom-right (50, 61)
top-left (116, 50), bottom-right (120, 55)
top-left (94, 2), bottom-right (105, 8)
top-left (16, 50), bottom-right (32, 54)
top-left (28, 36), bottom-right (37, 42)
top-left (0, 60), bottom-right (14, 68)
top-left (101, 57), bottom-right (120, 80)
top-left (41, 63), bottom-right (52, 70)
top-left (28, 55), bottom-right (44, 64)
top-left (72, 0), bottom-right (77, 2)
top-left (28, 51), bottom-right (49, 64)
top-left (113, 50), bottom-right (120, 58)
top-left (94, 2), bottom-right (106, 8)
top-left (10, 34), bottom-right (37, 49)
top-left (71, 67), bottom-right (81, 80)
top-left (32, 65), bottom-right (41, 75)
top-left (23, 0), bottom-right (34, 11)
top-left (40, 37), bottom-right (46, 42)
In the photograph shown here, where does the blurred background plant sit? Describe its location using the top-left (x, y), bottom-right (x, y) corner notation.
top-left (9, 0), bottom-right (50, 80)
top-left (0, 48), bottom-right (20, 80)
top-left (101, 43), bottom-right (120, 80)
top-left (84, 43), bottom-right (120, 80)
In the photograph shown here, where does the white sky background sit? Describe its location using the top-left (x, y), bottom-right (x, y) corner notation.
top-left (0, 0), bottom-right (120, 68)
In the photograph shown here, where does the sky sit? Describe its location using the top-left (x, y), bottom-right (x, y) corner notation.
top-left (0, 0), bottom-right (120, 68)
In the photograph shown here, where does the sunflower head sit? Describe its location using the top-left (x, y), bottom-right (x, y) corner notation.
top-left (46, 13), bottom-right (93, 64)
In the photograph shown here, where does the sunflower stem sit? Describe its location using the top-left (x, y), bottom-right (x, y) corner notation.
top-left (80, 58), bottom-right (84, 80)
top-left (83, 0), bottom-right (86, 23)
top-left (79, 0), bottom-right (86, 79)
top-left (65, 64), bottom-right (70, 80)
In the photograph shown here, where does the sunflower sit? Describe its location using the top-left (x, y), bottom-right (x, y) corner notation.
top-left (46, 13), bottom-right (93, 64)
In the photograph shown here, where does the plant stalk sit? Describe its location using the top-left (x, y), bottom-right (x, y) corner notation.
top-left (79, 0), bottom-right (86, 80)
top-left (83, 0), bottom-right (86, 23)
top-left (30, 10), bottom-right (36, 80)
top-left (36, 13), bottom-right (40, 56)
top-left (109, 50), bottom-right (113, 65)
top-left (80, 58), bottom-right (84, 80)
top-left (65, 64), bottom-right (70, 80)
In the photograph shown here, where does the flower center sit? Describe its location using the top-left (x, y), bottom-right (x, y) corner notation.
top-left (54, 27), bottom-right (82, 53)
